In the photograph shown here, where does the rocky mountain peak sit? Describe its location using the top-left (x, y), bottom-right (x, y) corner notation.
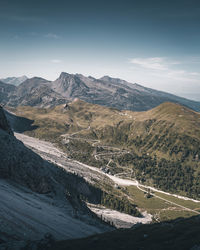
top-left (99, 75), bottom-right (112, 81)
top-left (59, 72), bottom-right (71, 79)
top-left (52, 72), bottom-right (89, 99)
top-left (88, 76), bottom-right (96, 81)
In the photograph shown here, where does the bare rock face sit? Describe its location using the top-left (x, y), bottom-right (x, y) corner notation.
top-left (51, 73), bottom-right (200, 112)
top-left (0, 130), bottom-right (53, 194)
top-left (6, 77), bottom-right (67, 108)
top-left (0, 106), bottom-right (56, 194)
top-left (0, 108), bottom-right (111, 246)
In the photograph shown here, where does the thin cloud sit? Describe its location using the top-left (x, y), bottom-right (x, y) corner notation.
top-left (130, 57), bottom-right (170, 71)
top-left (151, 69), bottom-right (200, 83)
top-left (44, 33), bottom-right (61, 39)
top-left (50, 59), bottom-right (62, 64)
top-left (130, 57), bottom-right (200, 82)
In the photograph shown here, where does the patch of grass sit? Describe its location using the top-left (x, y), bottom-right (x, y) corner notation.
top-left (125, 186), bottom-right (170, 212)
top-left (153, 191), bottom-right (200, 211)
top-left (124, 186), bottom-right (198, 221)
top-left (158, 210), bottom-right (195, 221)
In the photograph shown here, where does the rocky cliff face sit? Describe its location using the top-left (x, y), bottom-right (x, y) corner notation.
top-left (0, 106), bottom-right (13, 135)
top-left (0, 108), bottom-right (54, 193)
top-left (0, 107), bottom-right (91, 196)
top-left (0, 109), bottom-right (111, 244)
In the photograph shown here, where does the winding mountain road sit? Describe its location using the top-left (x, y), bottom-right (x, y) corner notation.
top-left (15, 132), bottom-right (200, 217)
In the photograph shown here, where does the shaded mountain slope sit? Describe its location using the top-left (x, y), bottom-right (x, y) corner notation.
top-left (48, 215), bottom-right (200, 250)
top-left (0, 106), bottom-right (13, 135)
top-left (0, 107), bottom-right (111, 244)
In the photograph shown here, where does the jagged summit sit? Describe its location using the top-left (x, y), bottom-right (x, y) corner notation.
top-left (99, 75), bottom-right (115, 81)
top-left (59, 72), bottom-right (71, 78)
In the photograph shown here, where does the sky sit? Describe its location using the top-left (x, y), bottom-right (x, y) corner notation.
top-left (0, 0), bottom-right (200, 100)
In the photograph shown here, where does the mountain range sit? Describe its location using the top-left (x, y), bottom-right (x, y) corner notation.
top-left (1, 72), bottom-right (200, 112)
top-left (0, 75), bottom-right (28, 86)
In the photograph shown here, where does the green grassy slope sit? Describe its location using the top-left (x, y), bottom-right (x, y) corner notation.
top-left (9, 100), bottom-right (200, 199)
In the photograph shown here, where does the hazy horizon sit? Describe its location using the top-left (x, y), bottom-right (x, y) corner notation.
top-left (1, 0), bottom-right (200, 100)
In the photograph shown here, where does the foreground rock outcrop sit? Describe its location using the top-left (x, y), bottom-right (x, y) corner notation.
top-left (0, 107), bottom-right (111, 246)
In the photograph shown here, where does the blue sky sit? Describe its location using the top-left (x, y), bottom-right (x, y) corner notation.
top-left (1, 0), bottom-right (200, 100)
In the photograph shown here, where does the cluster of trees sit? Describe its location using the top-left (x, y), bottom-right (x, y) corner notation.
top-left (113, 147), bottom-right (200, 199)
top-left (101, 192), bottom-right (141, 217)
top-left (129, 132), bottom-right (200, 162)
top-left (59, 124), bottom-right (200, 200)
top-left (119, 154), bottom-right (200, 199)
top-left (61, 169), bottom-right (141, 217)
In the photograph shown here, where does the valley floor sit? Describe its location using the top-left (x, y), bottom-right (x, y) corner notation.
top-left (15, 133), bottom-right (153, 228)
top-left (15, 133), bottom-right (200, 224)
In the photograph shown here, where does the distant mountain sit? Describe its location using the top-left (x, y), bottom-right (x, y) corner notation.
top-left (7, 77), bottom-right (67, 107)
top-left (0, 80), bottom-right (16, 104)
top-left (51, 72), bottom-right (200, 112)
top-left (1, 72), bottom-right (200, 112)
top-left (1, 75), bottom-right (28, 86)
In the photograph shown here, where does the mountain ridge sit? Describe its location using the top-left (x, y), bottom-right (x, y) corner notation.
top-left (1, 72), bottom-right (200, 112)
top-left (0, 75), bottom-right (28, 86)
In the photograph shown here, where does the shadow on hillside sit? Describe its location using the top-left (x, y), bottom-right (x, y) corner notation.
top-left (47, 215), bottom-right (200, 250)
top-left (5, 110), bottom-right (39, 133)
